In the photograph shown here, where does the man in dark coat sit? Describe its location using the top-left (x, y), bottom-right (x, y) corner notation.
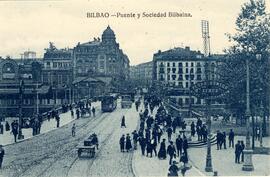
top-left (172, 119), bottom-right (177, 133)
top-left (146, 140), bottom-right (153, 157)
top-left (167, 141), bottom-right (176, 165)
top-left (216, 130), bottom-right (222, 150)
top-left (222, 132), bottom-right (227, 149)
top-left (176, 135), bottom-right (183, 157)
top-left (121, 116), bottom-right (126, 128)
top-left (92, 107), bottom-right (96, 117)
top-left (0, 145), bottom-right (5, 169)
top-left (235, 141), bottom-right (241, 163)
top-left (158, 139), bottom-right (167, 159)
top-left (125, 134), bottom-right (132, 152)
top-left (5, 121), bottom-right (10, 131)
top-left (168, 161), bottom-right (179, 177)
top-left (191, 122), bottom-right (195, 137)
top-left (228, 129), bottom-right (235, 148)
top-left (196, 118), bottom-right (202, 127)
top-left (182, 136), bottom-right (188, 156)
top-left (132, 130), bottom-right (139, 150)
top-left (11, 120), bottom-right (18, 143)
top-left (119, 135), bottom-right (125, 152)
top-left (139, 136), bottom-right (146, 155)
top-left (55, 114), bottom-right (60, 128)
top-left (76, 109), bottom-right (80, 119)
top-left (240, 141), bottom-right (245, 162)
top-left (167, 127), bottom-right (173, 142)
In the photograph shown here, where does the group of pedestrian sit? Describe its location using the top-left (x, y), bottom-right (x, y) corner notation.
top-left (119, 134), bottom-right (132, 152)
top-left (235, 140), bottom-right (245, 163)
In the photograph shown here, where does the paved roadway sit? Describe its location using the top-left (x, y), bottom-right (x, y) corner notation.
top-left (0, 102), bottom-right (139, 177)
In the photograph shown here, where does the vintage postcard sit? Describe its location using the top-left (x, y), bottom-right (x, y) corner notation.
top-left (0, 0), bottom-right (269, 177)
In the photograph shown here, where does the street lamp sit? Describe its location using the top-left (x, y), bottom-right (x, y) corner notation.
top-left (260, 100), bottom-right (263, 147)
top-left (242, 53), bottom-right (258, 171)
top-left (205, 60), bottom-right (213, 172)
top-left (18, 79), bottom-right (24, 140)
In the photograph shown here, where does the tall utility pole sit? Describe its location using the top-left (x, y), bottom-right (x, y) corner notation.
top-left (202, 20), bottom-right (213, 172)
top-left (18, 79), bottom-right (24, 140)
top-left (201, 20), bottom-right (211, 57)
top-left (36, 82), bottom-right (39, 115)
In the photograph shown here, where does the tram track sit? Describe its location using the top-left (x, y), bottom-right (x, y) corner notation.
top-left (3, 108), bottom-right (110, 177)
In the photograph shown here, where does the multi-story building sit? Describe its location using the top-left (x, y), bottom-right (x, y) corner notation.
top-left (153, 47), bottom-right (224, 116)
top-left (73, 26), bottom-right (130, 86)
top-left (130, 61), bottom-right (153, 86)
top-left (0, 57), bottom-right (54, 119)
top-left (41, 43), bottom-right (73, 104)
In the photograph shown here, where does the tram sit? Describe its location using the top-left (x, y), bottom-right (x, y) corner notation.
top-left (101, 94), bottom-right (118, 112)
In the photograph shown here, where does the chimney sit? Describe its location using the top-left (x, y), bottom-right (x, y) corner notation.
top-left (185, 46), bottom-right (190, 51)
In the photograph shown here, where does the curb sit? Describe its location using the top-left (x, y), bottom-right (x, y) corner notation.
top-left (2, 103), bottom-right (101, 147)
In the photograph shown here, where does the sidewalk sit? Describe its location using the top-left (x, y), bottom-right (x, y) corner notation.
top-left (188, 135), bottom-right (270, 176)
top-left (0, 102), bottom-right (100, 146)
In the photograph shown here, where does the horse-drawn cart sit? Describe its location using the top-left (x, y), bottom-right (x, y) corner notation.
top-left (77, 133), bottom-right (99, 158)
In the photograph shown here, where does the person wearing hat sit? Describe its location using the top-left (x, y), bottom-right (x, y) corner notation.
top-left (167, 141), bottom-right (176, 165)
top-left (119, 135), bottom-right (125, 152)
top-left (168, 160), bottom-right (179, 176)
top-left (125, 134), bottom-right (132, 152)
top-left (158, 138), bottom-right (167, 159)
top-left (0, 145), bottom-right (5, 169)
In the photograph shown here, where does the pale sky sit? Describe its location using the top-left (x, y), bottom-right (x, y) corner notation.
top-left (0, 0), bottom-right (269, 65)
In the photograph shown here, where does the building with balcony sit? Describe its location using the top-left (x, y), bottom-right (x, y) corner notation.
top-left (153, 47), bottom-right (224, 116)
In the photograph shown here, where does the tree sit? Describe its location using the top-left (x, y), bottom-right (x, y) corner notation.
top-left (219, 0), bottom-right (270, 126)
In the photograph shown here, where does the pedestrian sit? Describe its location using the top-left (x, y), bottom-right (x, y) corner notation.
top-left (125, 134), bottom-right (132, 152)
top-left (151, 138), bottom-right (157, 156)
top-left (167, 141), bottom-right (176, 165)
top-left (196, 126), bottom-right (201, 141)
top-left (235, 141), bottom-right (241, 163)
top-left (146, 140), bottom-right (153, 157)
top-left (11, 120), bottom-right (18, 143)
top-left (71, 109), bottom-right (74, 118)
top-left (5, 121), bottom-right (10, 131)
top-left (157, 126), bottom-right (163, 143)
top-left (132, 130), bottom-right (139, 150)
top-left (172, 119), bottom-right (177, 133)
top-left (76, 109), bottom-right (80, 119)
top-left (182, 136), bottom-right (188, 155)
top-left (72, 123), bottom-right (76, 137)
top-left (55, 114), bottom-right (60, 128)
top-left (228, 129), bottom-right (235, 148)
top-left (191, 122), bottom-right (195, 137)
top-left (121, 116), bottom-right (126, 128)
top-left (0, 145), bottom-right (4, 169)
top-left (167, 127), bottom-right (173, 142)
top-left (92, 107), bottom-right (96, 117)
top-left (179, 153), bottom-right (189, 177)
top-left (240, 141), bottom-right (245, 162)
top-left (223, 132), bottom-right (227, 149)
top-left (176, 135), bottom-right (183, 157)
top-left (92, 133), bottom-right (99, 150)
top-left (158, 139), bottom-right (167, 159)
top-left (139, 136), bottom-right (146, 155)
top-left (168, 160), bottom-right (179, 177)
top-left (119, 135), bottom-right (125, 152)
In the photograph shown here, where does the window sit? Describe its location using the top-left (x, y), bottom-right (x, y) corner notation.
top-left (46, 62), bottom-right (50, 66)
top-left (178, 68), bottom-right (183, 73)
top-left (178, 75), bottom-right (183, 80)
top-left (178, 62), bottom-right (182, 67)
top-left (172, 75), bottom-right (176, 80)
top-left (185, 68), bottom-right (189, 73)
top-left (190, 68), bottom-right (194, 73)
top-left (178, 98), bottom-right (183, 106)
top-left (185, 62), bottom-right (188, 67)
top-left (197, 68), bottom-right (202, 73)
top-left (58, 62), bottom-right (62, 68)
top-left (185, 75), bottom-right (189, 80)
top-left (178, 82), bottom-right (183, 88)
top-left (197, 98), bottom-right (201, 104)
top-left (197, 75), bottom-right (202, 80)
top-left (167, 63), bottom-right (170, 67)
top-left (53, 62), bottom-right (57, 68)
top-left (167, 68), bottom-right (171, 73)
top-left (185, 82), bottom-right (189, 88)
top-left (185, 98), bottom-right (189, 105)
top-left (191, 98), bottom-right (195, 104)
top-left (172, 62), bottom-right (175, 67)
top-left (191, 62), bottom-right (194, 67)
top-left (190, 75), bottom-right (194, 80)
top-left (172, 68), bottom-right (176, 73)
top-left (167, 75), bottom-right (170, 80)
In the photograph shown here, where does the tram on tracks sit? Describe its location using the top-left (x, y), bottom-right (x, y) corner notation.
top-left (101, 94), bottom-right (118, 112)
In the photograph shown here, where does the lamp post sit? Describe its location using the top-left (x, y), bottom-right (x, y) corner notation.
top-left (242, 55), bottom-right (254, 171)
top-left (260, 100), bottom-right (263, 147)
top-left (18, 79), bottom-right (24, 140)
top-left (205, 60), bottom-right (213, 172)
